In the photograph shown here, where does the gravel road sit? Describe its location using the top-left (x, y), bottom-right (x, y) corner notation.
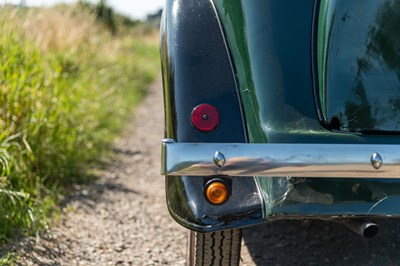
top-left (10, 79), bottom-right (400, 265)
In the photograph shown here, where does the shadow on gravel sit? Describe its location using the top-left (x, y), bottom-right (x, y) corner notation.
top-left (6, 178), bottom-right (140, 265)
top-left (3, 234), bottom-right (62, 266)
top-left (61, 181), bottom-right (139, 209)
top-left (243, 219), bottom-right (400, 266)
top-left (111, 147), bottom-right (141, 156)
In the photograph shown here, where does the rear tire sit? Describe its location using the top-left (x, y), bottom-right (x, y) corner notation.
top-left (188, 229), bottom-right (242, 266)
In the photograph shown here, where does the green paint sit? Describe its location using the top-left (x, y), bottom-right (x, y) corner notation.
top-left (317, 0), bottom-right (400, 132)
top-left (213, 0), bottom-right (317, 216)
top-left (213, 0), bottom-right (267, 144)
top-left (317, 0), bottom-right (337, 119)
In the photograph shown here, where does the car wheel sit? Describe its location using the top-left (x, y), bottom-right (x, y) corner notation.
top-left (188, 229), bottom-right (242, 266)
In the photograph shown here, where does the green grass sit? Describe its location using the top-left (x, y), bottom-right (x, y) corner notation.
top-left (0, 4), bottom-right (159, 248)
top-left (0, 252), bottom-right (16, 265)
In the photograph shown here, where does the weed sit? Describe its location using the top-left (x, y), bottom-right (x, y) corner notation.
top-left (0, 252), bottom-right (17, 266)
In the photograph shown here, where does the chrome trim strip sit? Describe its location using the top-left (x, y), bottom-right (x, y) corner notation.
top-left (161, 139), bottom-right (400, 178)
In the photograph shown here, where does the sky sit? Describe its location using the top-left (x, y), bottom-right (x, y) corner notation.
top-left (0, 0), bottom-right (165, 20)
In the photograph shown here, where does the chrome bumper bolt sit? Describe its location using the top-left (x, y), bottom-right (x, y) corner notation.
top-left (371, 153), bottom-right (383, 170)
top-left (214, 151), bottom-right (226, 168)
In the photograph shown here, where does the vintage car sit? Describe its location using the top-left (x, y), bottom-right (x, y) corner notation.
top-left (160, 0), bottom-right (400, 265)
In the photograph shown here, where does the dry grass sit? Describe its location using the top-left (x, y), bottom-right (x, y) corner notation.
top-left (3, 5), bottom-right (158, 57)
top-left (5, 6), bottom-right (99, 52)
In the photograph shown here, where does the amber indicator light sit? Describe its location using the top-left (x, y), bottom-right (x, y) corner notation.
top-left (205, 181), bottom-right (229, 205)
top-left (191, 104), bottom-right (219, 132)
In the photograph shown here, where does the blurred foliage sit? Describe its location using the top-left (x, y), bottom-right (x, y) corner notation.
top-left (77, 0), bottom-right (141, 34)
top-left (0, 2), bottom-right (159, 247)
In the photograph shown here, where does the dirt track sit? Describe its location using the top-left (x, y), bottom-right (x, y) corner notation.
top-left (11, 79), bottom-right (400, 265)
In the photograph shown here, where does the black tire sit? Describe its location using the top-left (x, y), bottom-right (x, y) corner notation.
top-left (188, 229), bottom-right (242, 266)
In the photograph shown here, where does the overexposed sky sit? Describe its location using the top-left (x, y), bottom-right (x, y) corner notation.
top-left (1, 0), bottom-right (165, 20)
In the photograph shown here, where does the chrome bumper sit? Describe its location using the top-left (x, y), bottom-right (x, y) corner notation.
top-left (161, 139), bottom-right (400, 178)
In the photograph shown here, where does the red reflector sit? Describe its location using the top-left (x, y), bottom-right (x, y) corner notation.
top-left (191, 104), bottom-right (219, 132)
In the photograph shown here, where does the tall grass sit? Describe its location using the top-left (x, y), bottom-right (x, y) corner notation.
top-left (0, 4), bottom-right (159, 243)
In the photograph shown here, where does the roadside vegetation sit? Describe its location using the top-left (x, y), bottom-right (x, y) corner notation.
top-left (0, 1), bottom-right (159, 251)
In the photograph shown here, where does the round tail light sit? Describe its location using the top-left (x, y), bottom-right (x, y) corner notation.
top-left (205, 180), bottom-right (229, 205)
top-left (191, 104), bottom-right (219, 132)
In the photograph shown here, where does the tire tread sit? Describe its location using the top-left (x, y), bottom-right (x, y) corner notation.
top-left (188, 229), bottom-right (242, 266)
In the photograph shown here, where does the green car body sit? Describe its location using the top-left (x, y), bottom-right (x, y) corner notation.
top-left (214, 0), bottom-right (400, 219)
top-left (161, 0), bottom-right (400, 232)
